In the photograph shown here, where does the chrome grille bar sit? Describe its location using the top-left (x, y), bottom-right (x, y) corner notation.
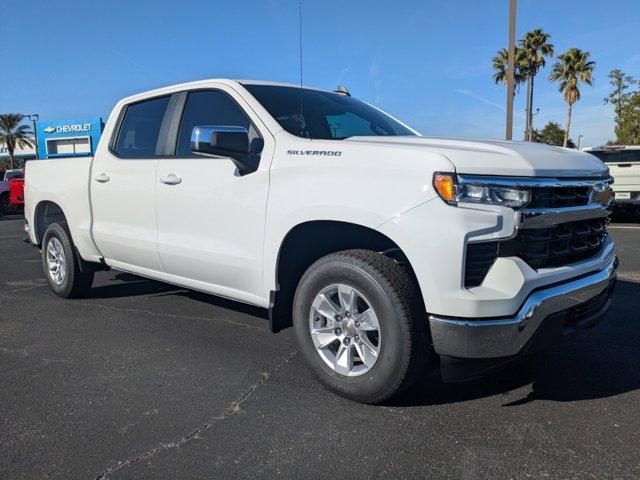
top-left (519, 203), bottom-right (611, 229)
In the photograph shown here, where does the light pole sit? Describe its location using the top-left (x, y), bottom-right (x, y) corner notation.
top-left (577, 135), bottom-right (583, 150)
top-left (528, 108), bottom-right (540, 141)
top-left (26, 114), bottom-right (40, 160)
top-left (505, 0), bottom-right (517, 140)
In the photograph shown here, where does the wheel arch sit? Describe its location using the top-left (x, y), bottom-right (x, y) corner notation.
top-left (34, 200), bottom-right (67, 247)
top-left (269, 220), bottom-right (424, 333)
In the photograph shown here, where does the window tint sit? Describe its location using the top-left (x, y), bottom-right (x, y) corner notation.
top-left (326, 112), bottom-right (382, 139)
top-left (243, 84), bottom-right (416, 140)
top-left (114, 96), bottom-right (170, 157)
top-left (5, 170), bottom-right (22, 180)
top-left (589, 149), bottom-right (640, 163)
top-left (176, 90), bottom-right (257, 156)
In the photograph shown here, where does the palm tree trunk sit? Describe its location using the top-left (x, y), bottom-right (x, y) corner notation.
top-left (564, 103), bottom-right (573, 148)
top-left (524, 76), bottom-right (532, 140)
top-left (8, 152), bottom-right (14, 170)
top-left (527, 75), bottom-right (535, 142)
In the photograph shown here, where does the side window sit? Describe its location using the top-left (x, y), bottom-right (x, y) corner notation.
top-left (113, 96), bottom-right (170, 157)
top-left (175, 90), bottom-right (258, 157)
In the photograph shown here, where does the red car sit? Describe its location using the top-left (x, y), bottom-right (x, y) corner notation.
top-left (9, 177), bottom-right (24, 207)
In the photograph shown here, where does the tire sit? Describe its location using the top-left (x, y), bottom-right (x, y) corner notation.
top-left (41, 221), bottom-right (94, 298)
top-left (0, 192), bottom-right (16, 215)
top-left (293, 249), bottom-right (429, 404)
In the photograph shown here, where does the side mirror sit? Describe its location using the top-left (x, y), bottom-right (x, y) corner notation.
top-left (190, 125), bottom-right (263, 175)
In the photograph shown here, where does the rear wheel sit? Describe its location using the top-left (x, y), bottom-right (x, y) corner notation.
top-left (0, 192), bottom-right (17, 215)
top-left (42, 222), bottom-right (94, 298)
top-left (293, 249), bottom-right (428, 404)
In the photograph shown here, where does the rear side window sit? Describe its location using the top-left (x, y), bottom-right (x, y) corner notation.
top-left (175, 90), bottom-right (258, 157)
top-left (113, 96), bottom-right (170, 157)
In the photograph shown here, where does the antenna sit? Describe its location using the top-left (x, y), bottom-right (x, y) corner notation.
top-left (298, 0), bottom-right (304, 136)
top-left (299, 0), bottom-right (303, 89)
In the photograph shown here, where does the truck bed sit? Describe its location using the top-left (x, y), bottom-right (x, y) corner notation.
top-left (25, 157), bottom-right (101, 262)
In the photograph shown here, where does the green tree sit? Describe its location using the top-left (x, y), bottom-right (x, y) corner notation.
top-left (492, 47), bottom-right (528, 91)
top-left (0, 113), bottom-right (34, 170)
top-left (519, 29), bottom-right (554, 141)
top-left (615, 92), bottom-right (640, 144)
top-left (603, 69), bottom-right (639, 144)
top-left (531, 121), bottom-right (576, 148)
top-left (604, 69), bottom-right (636, 118)
top-left (549, 48), bottom-right (596, 147)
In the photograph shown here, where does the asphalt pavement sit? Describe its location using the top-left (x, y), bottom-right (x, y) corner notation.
top-left (1, 214), bottom-right (639, 479)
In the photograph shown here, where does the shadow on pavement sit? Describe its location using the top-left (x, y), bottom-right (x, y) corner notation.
top-left (87, 273), bottom-right (179, 299)
top-left (0, 214), bottom-right (24, 222)
top-left (611, 211), bottom-right (640, 223)
top-left (175, 290), bottom-right (270, 319)
top-left (87, 272), bottom-right (269, 319)
top-left (84, 267), bottom-right (639, 408)
top-left (393, 279), bottom-right (640, 407)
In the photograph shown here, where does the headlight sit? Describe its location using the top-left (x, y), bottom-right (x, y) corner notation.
top-left (433, 173), bottom-right (530, 208)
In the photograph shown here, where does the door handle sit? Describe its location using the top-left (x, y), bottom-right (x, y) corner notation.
top-left (160, 174), bottom-right (182, 185)
top-left (94, 173), bottom-right (110, 183)
top-left (618, 163), bottom-right (632, 168)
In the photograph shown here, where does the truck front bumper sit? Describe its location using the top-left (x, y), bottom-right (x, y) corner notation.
top-left (429, 256), bottom-right (618, 364)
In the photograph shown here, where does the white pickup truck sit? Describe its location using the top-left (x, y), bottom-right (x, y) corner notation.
top-left (583, 145), bottom-right (640, 212)
top-left (24, 79), bottom-right (617, 403)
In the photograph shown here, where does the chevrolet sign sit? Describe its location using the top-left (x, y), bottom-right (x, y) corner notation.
top-left (43, 123), bottom-right (92, 134)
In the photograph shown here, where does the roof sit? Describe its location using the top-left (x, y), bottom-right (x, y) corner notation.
top-left (237, 79), bottom-right (333, 92)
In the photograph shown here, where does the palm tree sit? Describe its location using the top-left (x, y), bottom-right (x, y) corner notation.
top-left (519, 29), bottom-right (554, 140)
top-left (0, 113), bottom-right (34, 170)
top-left (549, 48), bottom-right (596, 147)
top-left (492, 47), bottom-right (528, 90)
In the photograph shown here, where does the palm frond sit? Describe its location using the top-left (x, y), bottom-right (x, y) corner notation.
top-left (549, 48), bottom-right (595, 105)
top-left (0, 113), bottom-right (34, 159)
top-left (519, 28), bottom-right (554, 76)
top-left (491, 47), bottom-right (527, 87)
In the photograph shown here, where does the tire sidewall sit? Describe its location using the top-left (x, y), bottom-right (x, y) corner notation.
top-left (293, 257), bottom-right (409, 401)
top-left (42, 223), bottom-right (77, 298)
top-left (0, 193), bottom-right (13, 215)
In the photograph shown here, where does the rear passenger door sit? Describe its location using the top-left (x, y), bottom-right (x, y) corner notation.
top-left (90, 95), bottom-right (172, 272)
top-left (154, 87), bottom-right (273, 304)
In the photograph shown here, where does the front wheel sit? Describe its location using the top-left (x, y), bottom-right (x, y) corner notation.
top-left (42, 222), bottom-right (94, 298)
top-left (293, 249), bottom-right (429, 404)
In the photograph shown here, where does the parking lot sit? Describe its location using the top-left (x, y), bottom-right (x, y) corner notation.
top-left (1, 215), bottom-right (638, 479)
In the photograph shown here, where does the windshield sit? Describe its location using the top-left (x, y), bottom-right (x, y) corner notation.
top-left (243, 84), bottom-right (417, 140)
top-left (588, 149), bottom-right (640, 163)
top-left (4, 170), bottom-right (22, 180)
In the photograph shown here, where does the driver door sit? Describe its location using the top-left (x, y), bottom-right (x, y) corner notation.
top-left (155, 87), bottom-right (273, 304)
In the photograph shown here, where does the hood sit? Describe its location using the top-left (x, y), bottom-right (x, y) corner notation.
top-left (347, 136), bottom-right (609, 178)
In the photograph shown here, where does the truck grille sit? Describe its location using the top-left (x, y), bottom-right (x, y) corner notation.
top-left (529, 185), bottom-right (591, 208)
top-left (465, 217), bottom-right (609, 287)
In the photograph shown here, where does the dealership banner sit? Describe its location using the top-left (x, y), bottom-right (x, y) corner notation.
top-left (36, 117), bottom-right (104, 159)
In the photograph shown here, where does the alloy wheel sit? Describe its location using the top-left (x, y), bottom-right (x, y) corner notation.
top-left (308, 284), bottom-right (381, 377)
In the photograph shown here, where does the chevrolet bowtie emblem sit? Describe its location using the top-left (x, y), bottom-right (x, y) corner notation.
top-left (44, 127), bottom-right (55, 133)
top-left (591, 183), bottom-right (614, 204)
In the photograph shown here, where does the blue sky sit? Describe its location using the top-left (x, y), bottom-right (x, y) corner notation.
top-left (1, 0), bottom-right (639, 147)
